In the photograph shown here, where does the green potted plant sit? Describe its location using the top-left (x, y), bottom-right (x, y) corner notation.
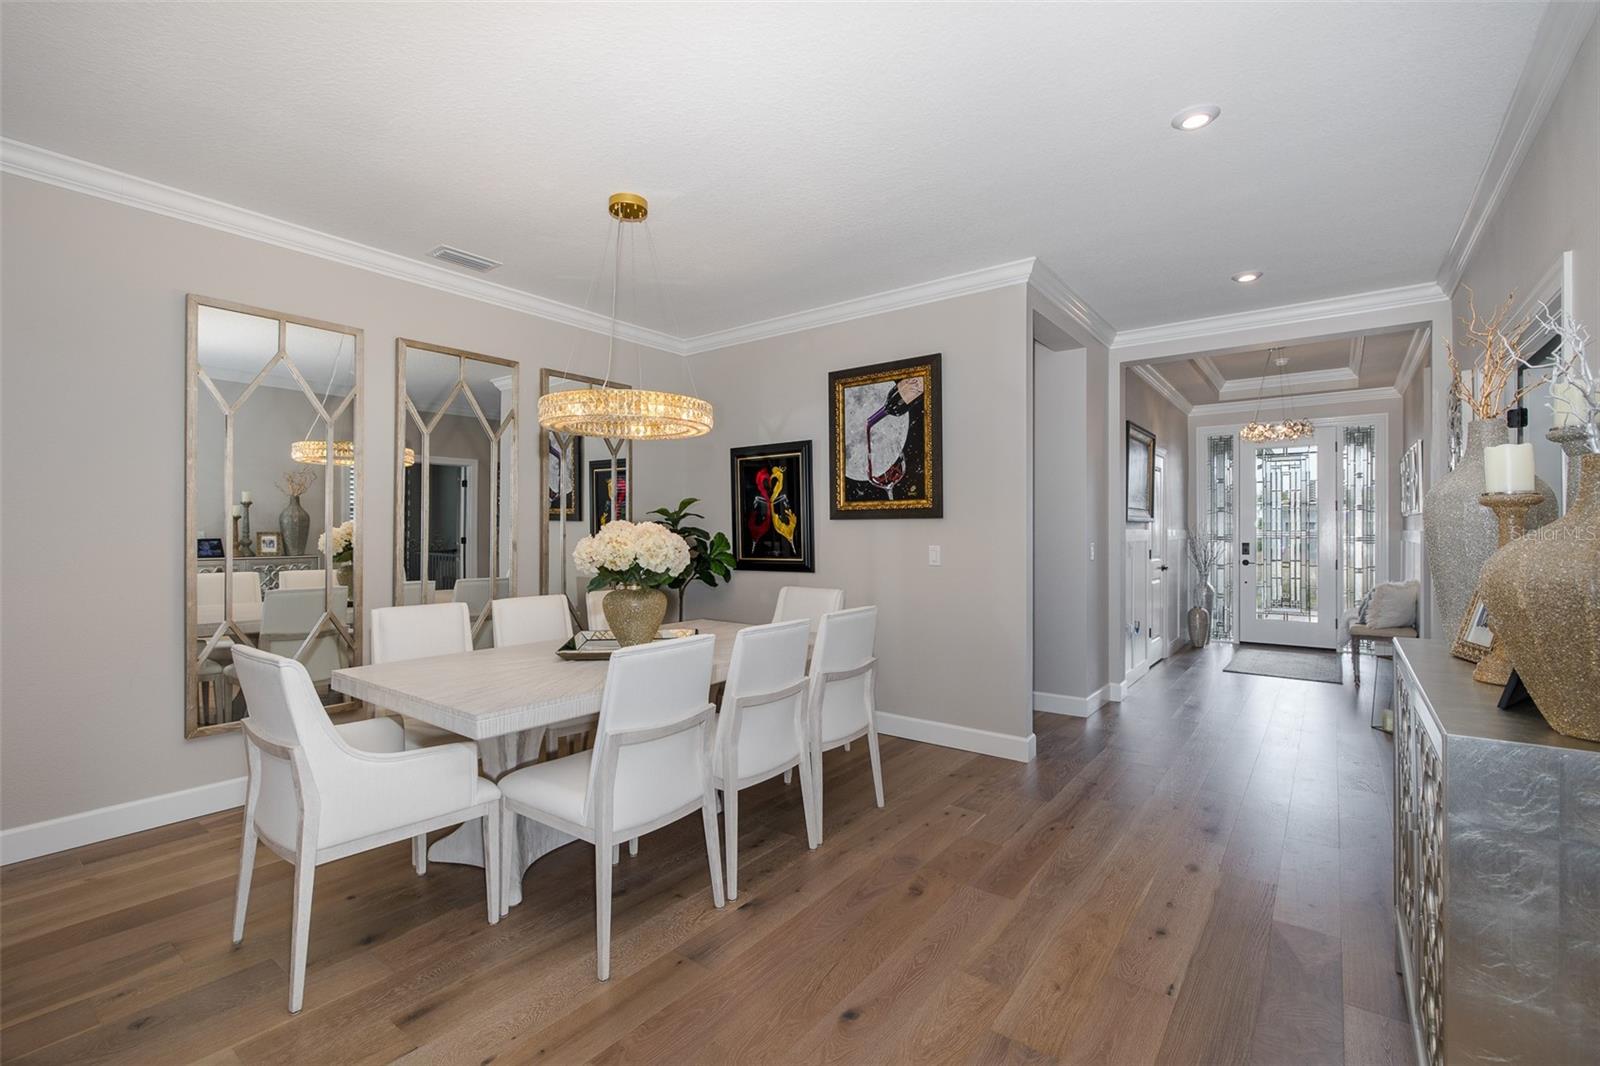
top-left (648, 497), bottom-right (735, 622)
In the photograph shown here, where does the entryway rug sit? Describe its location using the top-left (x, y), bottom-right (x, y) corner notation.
top-left (1224, 644), bottom-right (1343, 684)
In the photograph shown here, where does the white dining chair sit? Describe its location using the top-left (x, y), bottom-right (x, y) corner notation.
top-left (806, 606), bottom-right (882, 844)
top-left (772, 586), bottom-right (844, 634)
top-left (256, 588), bottom-right (343, 687)
top-left (370, 601), bottom-right (476, 871)
top-left (496, 634), bottom-right (725, 980)
top-left (277, 569), bottom-right (345, 592)
top-left (229, 646), bottom-right (501, 1013)
top-left (399, 579), bottom-right (437, 605)
top-left (492, 594), bottom-right (595, 756)
top-left (197, 570), bottom-right (264, 627)
top-left (713, 619), bottom-right (817, 899)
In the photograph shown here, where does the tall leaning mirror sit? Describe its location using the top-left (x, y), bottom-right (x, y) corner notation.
top-left (187, 296), bottom-right (364, 737)
top-left (395, 340), bottom-right (518, 647)
top-left (539, 368), bottom-right (633, 626)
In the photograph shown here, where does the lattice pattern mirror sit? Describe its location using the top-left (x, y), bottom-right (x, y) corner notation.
top-left (395, 340), bottom-right (518, 647)
top-left (186, 296), bottom-right (364, 738)
top-left (539, 368), bottom-right (633, 627)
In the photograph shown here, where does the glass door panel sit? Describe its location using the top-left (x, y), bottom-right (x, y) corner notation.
top-left (1239, 426), bottom-right (1339, 648)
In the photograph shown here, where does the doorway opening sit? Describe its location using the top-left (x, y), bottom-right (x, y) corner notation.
top-left (402, 456), bottom-right (478, 591)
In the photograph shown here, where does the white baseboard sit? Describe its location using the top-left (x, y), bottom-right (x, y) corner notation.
top-left (1108, 681), bottom-right (1127, 701)
top-left (1, 776), bottom-right (246, 865)
top-left (1033, 686), bottom-right (1111, 718)
top-left (876, 712), bottom-right (1036, 763)
top-left (1167, 636), bottom-right (1189, 657)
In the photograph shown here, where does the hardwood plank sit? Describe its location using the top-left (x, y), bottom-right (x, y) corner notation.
top-left (1247, 921), bottom-right (1345, 1066)
top-left (1343, 1003), bottom-right (1417, 1066)
top-left (1152, 875), bottom-right (1277, 1066)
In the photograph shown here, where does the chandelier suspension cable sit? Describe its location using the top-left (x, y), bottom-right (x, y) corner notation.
top-left (1250, 347), bottom-right (1273, 428)
top-left (299, 333), bottom-right (346, 442)
top-left (561, 221), bottom-right (615, 381)
top-left (601, 218), bottom-right (624, 389)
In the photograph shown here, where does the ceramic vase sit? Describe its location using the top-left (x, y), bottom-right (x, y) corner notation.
top-left (1187, 606), bottom-right (1212, 648)
top-left (279, 495), bottom-right (311, 556)
top-left (1479, 453), bottom-right (1600, 741)
top-left (1422, 419), bottom-right (1557, 636)
top-left (603, 587), bottom-right (668, 647)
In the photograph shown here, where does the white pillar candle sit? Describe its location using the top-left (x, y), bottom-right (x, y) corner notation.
top-left (231, 503), bottom-right (243, 517)
top-left (1484, 442), bottom-right (1536, 493)
top-left (1552, 382), bottom-right (1587, 428)
top-left (240, 490), bottom-right (252, 504)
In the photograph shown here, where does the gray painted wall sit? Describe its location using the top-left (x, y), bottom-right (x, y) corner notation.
top-left (0, 174), bottom-right (689, 829)
top-left (675, 285), bottom-right (1035, 744)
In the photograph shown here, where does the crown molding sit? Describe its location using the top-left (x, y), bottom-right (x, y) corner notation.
top-left (680, 258), bottom-right (1039, 355)
top-left (1192, 354), bottom-right (1227, 394)
top-left (1129, 363), bottom-right (1193, 414)
top-left (1435, 1), bottom-right (1599, 293)
top-left (1111, 281), bottom-right (1448, 362)
top-left (1348, 335), bottom-right (1365, 376)
top-left (0, 138), bottom-right (691, 356)
top-left (1217, 364), bottom-right (1360, 400)
top-left (1188, 385), bottom-right (1401, 417)
top-left (1026, 259), bottom-right (1117, 349)
top-left (1394, 325), bottom-right (1432, 395)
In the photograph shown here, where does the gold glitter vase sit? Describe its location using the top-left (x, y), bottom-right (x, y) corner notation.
top-left (602, 587), bottom-right (668, 648)
top-left (1479, 453), bottom-right (1600, 741)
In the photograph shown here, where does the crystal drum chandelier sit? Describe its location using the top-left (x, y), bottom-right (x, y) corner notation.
top-left (1240, 349), bottom-right (1314, 444)
top-left (537, 193), bottom-right (714, 441)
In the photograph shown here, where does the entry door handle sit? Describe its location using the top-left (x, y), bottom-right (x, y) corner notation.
top-left (1240, 559), bottom-right (1252, 567)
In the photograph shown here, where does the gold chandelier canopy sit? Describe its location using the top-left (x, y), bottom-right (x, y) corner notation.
top-left (293, 440), bottom-right (415, 467)
top-left (1240, 349), bottom-right (1313, 444)
top-left (538, 193), bottom-right (713, 441)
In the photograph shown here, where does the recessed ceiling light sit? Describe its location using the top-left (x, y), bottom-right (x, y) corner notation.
top-left (1171, 104), bottom-right (1221, 131)
top-left (1232, 270), bottom-right (1264, 284)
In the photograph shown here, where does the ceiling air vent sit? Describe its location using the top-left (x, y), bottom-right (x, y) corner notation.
top-left (428, 245), bottom-right (502, 273)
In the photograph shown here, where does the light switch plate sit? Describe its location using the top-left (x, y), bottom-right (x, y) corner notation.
top-left (928, 545), bottom-right (942, 566)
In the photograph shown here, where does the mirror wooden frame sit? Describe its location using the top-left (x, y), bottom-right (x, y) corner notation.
top-left (538, 368), bottom-right (634, 601)
top-left (393, 339), bottom-right (519, 642)
top-left (185, 295), bottom-right (365, 738)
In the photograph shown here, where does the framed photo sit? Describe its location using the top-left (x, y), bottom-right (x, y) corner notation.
top-left (1125, 421), bottom-right (1156, 523)
top-left (730, 440), bottom-right (815, 572)
top-left (1401, 439), bottom-right (1425, 516)
top-left (828, 353), bottom-right (942, 519)
top-left (589, 458), bottom-right (627, 534)
top-left (1451, 591), bottom-right (1495, 663)
top-left (254, 531), bottom-right (282, 557)
top-left (548, 431), bottom-right (582, 520)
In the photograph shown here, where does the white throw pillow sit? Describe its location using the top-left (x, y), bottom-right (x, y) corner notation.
top-left (1366, 580), bottom-right (1419, 629)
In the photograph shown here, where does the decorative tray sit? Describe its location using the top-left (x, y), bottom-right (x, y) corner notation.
top-left (556, 628), bottom-right (700, 661)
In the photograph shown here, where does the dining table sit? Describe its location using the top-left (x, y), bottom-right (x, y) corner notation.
top-left (329, 617), bottom-right (753, 907)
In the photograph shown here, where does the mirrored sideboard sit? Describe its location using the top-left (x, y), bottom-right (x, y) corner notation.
top-left (1392, 639), bottom-right (1600, 1065)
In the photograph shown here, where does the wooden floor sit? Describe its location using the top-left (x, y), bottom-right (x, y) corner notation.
top-left (0, 645), bottom-right (1414, 1065)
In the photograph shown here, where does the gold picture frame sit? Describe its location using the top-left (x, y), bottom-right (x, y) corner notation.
top-left (827, 353), bottom-right (942, 519)
top-left (254, 531), bottom-right (283, 557)
top-left (1451, 590), bottom-right (1495, 663)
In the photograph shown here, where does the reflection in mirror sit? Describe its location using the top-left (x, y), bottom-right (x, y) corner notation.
top-left (538, 369), bottom-right (633, 628)
top-left (187, 297), bottom-right (363, 737)
top-left (395, 341), bottom-right (517, 647)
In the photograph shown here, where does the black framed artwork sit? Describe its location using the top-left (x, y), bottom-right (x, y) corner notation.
top-left (547, 431), bottom-right (582, 520)
top-left (1125, 420), bottom-right (1156, 523)
top-left (588, 458), bottom-right (627, 534)
top-left (828, 352), bottom-right (942, 519)
top-left (729, 440), bottom-right (815, 572)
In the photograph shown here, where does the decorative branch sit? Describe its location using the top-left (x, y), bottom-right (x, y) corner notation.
top-left (1445, 288), bottom-right (1547, 420)
top-left (278, 469), bottom-right (317, 498)
top-left (1523, 303), bottom-right (1599, 455)
top-left (1185, 526), bottom-right (1227, 584)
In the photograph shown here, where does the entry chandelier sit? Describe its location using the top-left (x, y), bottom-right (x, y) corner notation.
top-left (1240, 348), bottom-right (1314, 443)
top-left (537, 193), bottom-right (713, 441)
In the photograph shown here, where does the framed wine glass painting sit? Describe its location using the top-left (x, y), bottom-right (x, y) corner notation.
top-left (827, 353), bottom-right (943, 519)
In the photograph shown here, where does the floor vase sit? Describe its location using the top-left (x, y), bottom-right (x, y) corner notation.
top-left (1479, 453), bottom-right (1600, 741)
top-left (1423, 419), bottom-right (1556, 635)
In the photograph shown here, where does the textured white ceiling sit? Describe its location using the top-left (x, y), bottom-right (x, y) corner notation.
top-left (1152, 327), bottom-right (1418, 405)
top-left (0, 3), bottom-right (1544, 337)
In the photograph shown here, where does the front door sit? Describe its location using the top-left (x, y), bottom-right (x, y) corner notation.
top-left (1238, 426), bottom-right (1340, 648)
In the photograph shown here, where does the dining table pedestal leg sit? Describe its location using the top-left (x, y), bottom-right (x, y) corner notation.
top-left (424, 726), bottom-right (580, 907)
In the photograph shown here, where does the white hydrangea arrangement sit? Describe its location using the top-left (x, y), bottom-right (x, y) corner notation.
top-left (317, 519), bottom-right (355, 563)
top-left (573, 520), bottom-right (692, 591)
